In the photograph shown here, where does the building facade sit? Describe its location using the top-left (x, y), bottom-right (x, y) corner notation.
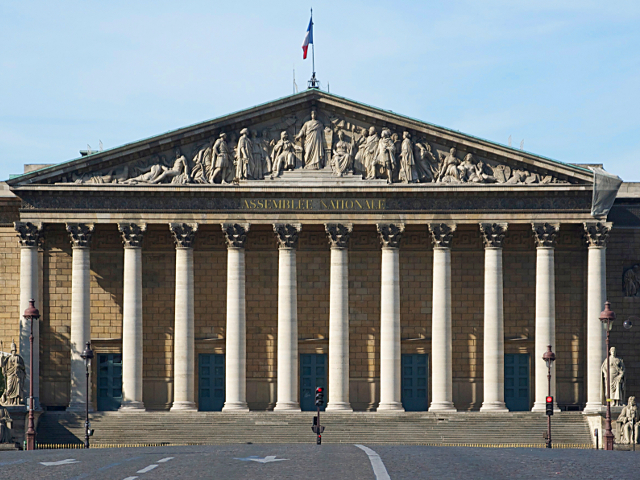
top-left (1, 90), bottom-right (639, 414)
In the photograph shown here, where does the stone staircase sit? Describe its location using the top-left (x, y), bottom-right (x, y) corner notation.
top-left (36, 412), bottom-right (593, 448)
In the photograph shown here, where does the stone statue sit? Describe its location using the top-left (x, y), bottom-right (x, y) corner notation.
top-left (235, 128), bottom-right (252, 180)
top-left (398, 132), bottom-right (417, 184)
top-left (616, 396), bottom-right (640, 444)
top-left (375, 129), bottom-right (396, 184)
top-left (602, 347), bottom-right (626, 406)
top-left (0, 408), bottom-right (12, 444)
top-left (436, 148), bottom-right (462, 183)
top-left (270, 131), bottom-right (297, 178)
top-left (190, 142), bottom-right (212, 184)
top-left (363, 127), bottom-right (380, 180)
top-left (331, 130), bottom-right (354, 176)
top-left (459, 154), bottom-right (497, 183)
top-left (295, 110), bottom-right (324, 170)
top-left (210, 133), bottom-right (232, 184)
top-left (260, 129), bottom-right (273, 175)
top-left (153, 148), bottom-right (190, 184)
top-left (0, 341), bottom-right (25, 407)
top-left (413, 140), bottom-right (437, 182)
top-left (250, 130), bottom-right (265, 180)
top-left (623, 264), bottom-right (640, 297)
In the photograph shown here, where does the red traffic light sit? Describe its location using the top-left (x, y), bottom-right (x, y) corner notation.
top-left (316, 387), bottom-right (323, 393)
top-left (546, 396), bottom-right (553, 403)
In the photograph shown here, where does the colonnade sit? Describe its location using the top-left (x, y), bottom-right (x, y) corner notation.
top-left (13, 220), bottom-right (611, 413)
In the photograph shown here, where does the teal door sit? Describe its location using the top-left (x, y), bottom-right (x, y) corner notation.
top-left (300, 354), bottom-right (327, 411)
top-left (505, 353), bottom-right (530, 411)
top-left (97, 353), bottom-right (122, 411)
top-left (401, 354), bottom-right (429, 411)
top-left (198, 354), bottom-right (225, 411)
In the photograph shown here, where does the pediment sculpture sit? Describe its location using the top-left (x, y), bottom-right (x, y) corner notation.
top-left (602, 346), bottom-right (625, 407)
top-left (63, 109), bottom-right (565, 187)
top-left (623, 264), bottom-right (640, 297)
top-left (616, 396), bottom-right (640, 444)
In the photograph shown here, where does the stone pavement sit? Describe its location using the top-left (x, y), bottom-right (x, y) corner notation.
top-left (0, 444), bottom-right (639, 480)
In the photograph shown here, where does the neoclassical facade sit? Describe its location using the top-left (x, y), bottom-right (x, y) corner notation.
top-left (1, 90), bottom-right (638, 414)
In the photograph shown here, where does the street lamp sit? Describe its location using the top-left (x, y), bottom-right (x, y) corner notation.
top-left (80, 341), bottom-right (94, 449)
top-left (23, 299), bottom-right (40, 451)
top-left (542, 345), bottom-right (556, 449)
top-left (599, 301), bottom-right (616, 451)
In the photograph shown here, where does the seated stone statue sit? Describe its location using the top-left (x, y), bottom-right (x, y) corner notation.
top-left (0, 408), bottom-right (11, 444)
top-left (616, 396), bottom-right (640, 444)
top-left (0, 341), bottom-right (25, 406)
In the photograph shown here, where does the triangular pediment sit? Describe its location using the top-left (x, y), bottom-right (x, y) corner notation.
top-left (7, 90), bottom-right (594, 189)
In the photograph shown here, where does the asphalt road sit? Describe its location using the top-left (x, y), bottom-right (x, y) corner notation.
top-left (1, 444), bottom-right (639, 480)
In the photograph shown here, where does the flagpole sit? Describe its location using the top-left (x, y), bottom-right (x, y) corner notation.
top-left (311, 8), bottom-right (315, 82)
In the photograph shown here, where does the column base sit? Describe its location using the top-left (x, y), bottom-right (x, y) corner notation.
top-left (222, 402), bottom-right (249, 412)
top-left (583, 402), bottom-right (605, 415)
top-left (118, 401), bottom-right (145, 412)
top-left (273, 402), bottom-right (301, 412)
top-left (429, 402), bottom-right (457, 413)
top-left (377, 402), bottom-right (405, 413)
top-left (326, 402), bottom-right (353, 413)
top-left (480, 402), bottom-right (509, 412)
top-left (170, 401), bottom-right (197, 412)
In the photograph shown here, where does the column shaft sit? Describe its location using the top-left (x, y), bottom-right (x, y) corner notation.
top-left (274, 247), bottom-right (300, 411)
top-left (68, 246), bottom-right (91, 411)
top-left (430, 247), bottom-right (456, 412)
top-left (223, 247), bottom-right (249, 411)
top-left (121, 246), bottom-right (144, 410)
top-left (532, 248), bottom-right (557, 411)
top-left (327, 247), bottom-right (352, 411)
top-left (172, 248), bottom-right (196, 410)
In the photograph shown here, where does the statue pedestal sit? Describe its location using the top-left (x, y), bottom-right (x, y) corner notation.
top-left (3, 405), bottom-right (42, 449)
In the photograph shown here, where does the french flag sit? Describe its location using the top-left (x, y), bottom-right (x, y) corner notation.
top-left (302, 17), bottom-right (313, 59)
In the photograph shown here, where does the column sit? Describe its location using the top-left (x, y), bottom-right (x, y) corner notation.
top-left (66, 223), bottom-right (95, 412)
top-left (325, 223), bottom-right (353, 412)
top-left (428, 223), bottom-right (457, 412)
top-left (221, 223), bottom-right (250, 412)
top-left (273, 224), bottom-right (302, 412)
top-left (479, 223), bottom-right (509, 412)
top-left (583, 222), bottom-right (611, 414)
top-left (118, 223), bottom-right (146, 411)
top-left (14, 222), bottom-right (43, 407)
top-left (531, 223), bottom-right (559, 412)
top-left (170, 223), bottom-right (198, 411)
top-left (377, 223), bottom-right (405, 412)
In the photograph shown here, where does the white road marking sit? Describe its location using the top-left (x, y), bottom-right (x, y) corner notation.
top-left (39, 458), bottom-right (80, 466)
top-left (157, 457), bottom-right (174, 463)
top-left (234, 455), bottom-right (289, 463)
top-left (355, 445), bottom-right (391, 480)
top-left (136, 464), bottom-right (158, 473)
top-left (122, 477), bottom-right (138, 480)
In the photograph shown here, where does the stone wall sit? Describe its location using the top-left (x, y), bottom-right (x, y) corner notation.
top-left (1, 221), bottom-right (638, 411)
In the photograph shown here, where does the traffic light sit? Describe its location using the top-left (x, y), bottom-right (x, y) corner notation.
top-left (546, 396), bottom-right (553, 416)
top-left (315, 387), bottom-right (324, 407)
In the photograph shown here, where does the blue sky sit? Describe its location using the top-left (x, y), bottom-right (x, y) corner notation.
top-left (1, 0), bottom-right (639, 180)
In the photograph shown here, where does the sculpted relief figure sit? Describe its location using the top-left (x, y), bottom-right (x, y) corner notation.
top-left (399, 132), bottom-right (417, 184)
top-left (0, 341), bottom-right (25, 407)
top-left (375, 129), bottom-right (397, 184)
top-left (295, 110), bottom-right (324, 170)
top-left (616, 396), bottom-right (640, 444)
top-left (270, 131), bottom-right (297, 178)
top-left (250, 130), bottom-right (265, 180)
top-left (623, 265), bottom-right (640, 297)
top-left (414, 140), bottom-right (437, 182)
top-left (331, 130), bottom-right (354, 176)
top-left (437, 147), bottom-right (462, 183)
top-left (235, 128), bottom-right (252, 180)
top-left (0, 408), bottom-right (11, 443)
top-left (602, 347), bottom-right (626, 406)
top-left (211, 133), bottom-right (232, 184)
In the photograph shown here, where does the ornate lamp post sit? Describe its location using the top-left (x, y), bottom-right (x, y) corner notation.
top-left (80, 342), bottom-right (94, 449)
top-left (543, 345), bottom-right (556, 449)
top-left (23, 299), bottom-right (40, 451)
top-left (599, 301), bottom-right (616, 451)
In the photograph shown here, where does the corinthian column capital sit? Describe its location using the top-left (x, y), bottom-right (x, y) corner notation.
top-left (222, 223), bottom-right (250, 249)
top-left (118, 223), bottom-right (147, 248)
top-left (583, 222), bottom-right (612, 247)
top-left (480, 223), bottom-right (508, 248)
top-left (376, 223), bottom-right (405, 249)
top-left (170, 223), bottom-right (198, 248)
top-left (325, 223), bottom-right (353, 249)
top-left (531, 223), bottom-right (559, 248)
top-left (66, 223), bottom-right (95, 248)
top-left (429, 223), bottom-right (456, 249)
top-left (273, 224), bottom-right (302, 249)
top-left (14, 222), bottom-right (43, 247)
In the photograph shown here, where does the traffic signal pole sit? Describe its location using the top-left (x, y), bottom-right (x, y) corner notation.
top-left (317, 403), bottom-right (321, 445)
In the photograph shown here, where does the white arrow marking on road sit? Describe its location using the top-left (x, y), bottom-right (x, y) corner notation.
top-left (136, 464), bottom-right (158, 473)
top-left (355, 445), bottom-right (391, 480)
top-left (40, 459), bottom-right (80, 466)
top-left (157, 457), bottom-right (174, 463)
top-left (234, 455), bottom-right (289, 463)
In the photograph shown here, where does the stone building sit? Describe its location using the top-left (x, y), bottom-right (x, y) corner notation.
top-left (1, 90), bottom-right (639, 415)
